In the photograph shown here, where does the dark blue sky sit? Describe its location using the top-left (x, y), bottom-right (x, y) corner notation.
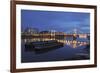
top-left (21, 10), bottom-right (90, 33)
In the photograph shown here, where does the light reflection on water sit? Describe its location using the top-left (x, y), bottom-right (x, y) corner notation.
top-left (24, 37), bottom-right (89, 48)
top-left (21, 37), bottom-right (90, 63)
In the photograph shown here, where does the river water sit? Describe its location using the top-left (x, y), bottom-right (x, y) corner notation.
top-left (21, 38), bottom-right (90, 63)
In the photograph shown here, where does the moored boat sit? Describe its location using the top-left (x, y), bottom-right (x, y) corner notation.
top-left (25, 40), bottom-right (64, 51)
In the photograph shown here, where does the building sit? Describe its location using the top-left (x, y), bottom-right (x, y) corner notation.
top-left (24, 27), bottom-right (39, 34)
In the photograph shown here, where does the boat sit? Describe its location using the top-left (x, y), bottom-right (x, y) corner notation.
top-left (25, 40), bottom-right (64, 51)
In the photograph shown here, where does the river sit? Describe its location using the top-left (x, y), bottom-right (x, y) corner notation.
top-left (21, 37), bottom-right (90, 63)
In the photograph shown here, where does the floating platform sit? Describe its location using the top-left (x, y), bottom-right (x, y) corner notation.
top-left (25, 40), bottom-right (64, 51)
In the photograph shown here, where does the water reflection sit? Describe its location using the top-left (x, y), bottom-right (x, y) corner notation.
top-left (24, 37), bottom-right (89, 49)
top-left (21, 35), bottom-right (90, 62)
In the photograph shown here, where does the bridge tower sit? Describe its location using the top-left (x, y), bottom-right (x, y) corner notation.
top-left (73, 28), bottom-right (77, 37)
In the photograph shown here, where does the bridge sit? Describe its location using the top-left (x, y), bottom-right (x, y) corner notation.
top-left (22, 28), bottom-right (90, 39)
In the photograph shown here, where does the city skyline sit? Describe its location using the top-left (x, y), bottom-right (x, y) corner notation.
top-left (21, 10), bottom-right (90, 33)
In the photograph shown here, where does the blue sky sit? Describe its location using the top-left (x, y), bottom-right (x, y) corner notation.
top-left (21, 10), bottom-right (90, 33)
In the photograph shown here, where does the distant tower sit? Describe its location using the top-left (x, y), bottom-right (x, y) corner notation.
top-left (73, 28), bottom-right (77, 37)
top-left (25, 24), bottom-right (39, 34)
